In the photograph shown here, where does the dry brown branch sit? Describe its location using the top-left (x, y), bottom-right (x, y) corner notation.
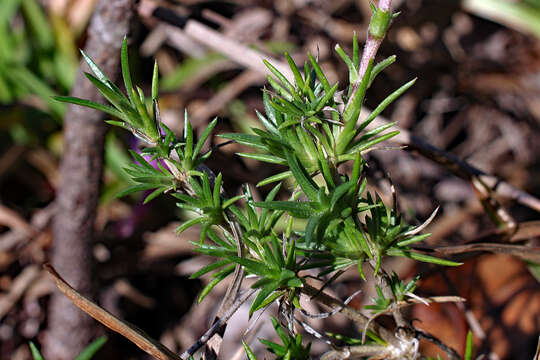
top-left (431, 243), bottom-right (540, 262)
top-left (44, 0), bottom-right (135, 358)
top-left (44, 264), bottom-right (182, 360)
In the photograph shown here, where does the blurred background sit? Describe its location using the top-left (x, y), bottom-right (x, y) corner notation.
top-left (0, 0), bottom-right (539, 359)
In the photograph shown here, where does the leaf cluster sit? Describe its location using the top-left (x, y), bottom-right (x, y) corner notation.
top-left (57, 38), bottom-right (161, 143)
top-left (55, 8), bottom-right (463, 357)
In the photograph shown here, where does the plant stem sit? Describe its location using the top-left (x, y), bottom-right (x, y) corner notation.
top-left (347, 0), bottom-right (393, 110)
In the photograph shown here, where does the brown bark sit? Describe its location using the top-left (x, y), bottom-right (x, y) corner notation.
top-left (43, 0), bottom-right (135, 358)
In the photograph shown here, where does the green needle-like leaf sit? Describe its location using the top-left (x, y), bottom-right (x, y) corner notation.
top-left (369, 55), bottom-right (396, 87)
top-left (307, 53), bottom-right (331, 93)
top-left (29, 343), bottom-right (44, 360)
top-left (250, 282), bottom-right (278, 316)
top-left (388, 248), bottom-right (462, 266)
top-left (314, 83), bottom-right (338, 113)
top-left (237, 153), bottom-right (286, 165)
top-left (359, 78), bottom-right (417, 134)
top-left (198, 265), bottom-right (235, 303)
top-left (184, 110), bottom-right (193, 165)
top-left (338, 60), bottom-right (374, 154)
top-left (190, 259), bottom-right (231, 279)
top-left (121, 37), bottom-right (136, 106)
top-left (264, 59), bottom-right (297, 98)
top-left (54, 96), bottom-right (124, 119)
top-left (257, 171), bottom-right (292, 187)
top-left (353, 33), bottom-right (360, 69)
top-left (151, 60), bottom-right (159, 102)
top-left (176, 217), bottom-right (204, 235)
top-left (243, 340), bottom-right (258, 360)
top-left (81, 50), bottom-right (123, 96)
top-left (193, 117), bottom-right (217, 160)
top-left (464, 331), bottom-right (473, 360)
top-left (335, 44), bottom-right (357, 83)
top-left (285, 52), bottom-right (305, 89)
top-left (75, 336), bottom-right (108, 360)
top-left (285, 151), bottom-right (319, 201)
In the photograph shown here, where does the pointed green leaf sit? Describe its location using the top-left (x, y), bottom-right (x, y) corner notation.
top-left (75, 336), bottom-right (108, 360)
top-left (308, 53), bottom-right (331, 93)
top-left (193, 117), bottom-right (217, 160)
top-left (335, 44), bottom-right (357, 83)
top-left (464, 331), bottom-right (473, 360)
top-left (176, 217), bottom-right (204, 235)
top-left (115, 184), bottom-right (156, 198)
top-left (285, 52), bottom-right (305, 89)
top-left (228, 256), bottom-right (271, 277)
top-left (255, 110), bottom-right (278, 134)
top-left (264, 59), bottom-right (296, 98)
top-left (183, 110), bottom-right (193, 164)
top-left (267, 75), bottom-right (293, 102)
top-left (359, 78), bottom-right (416, 134)
top-left (152, 61), bottom-right (159, 101)
top-left (143, 187), bottom-right (166, 204)
top-left (218, 133), bottom-right (267, 151)
top-left (198, 265), bottom-right (235, 303)
top-left (314, 83), bottom-right (338, 113)
top-left (353, 33), bottom-right (360, 69)
top-left (388, 248), bottom-right (462, 266)
top-left (128, 150), bottom-right (155, 170)
top-left (54, 96), bottom-right (124, 119)
top-left (190, 259), bottom-right (230, 279)
top-left (237, 153), bottom-right (286, 165)
top-left (243, 340), bottom-right (258, 360)
top-left (121, 37), bottom-right (137, 106)
top-left (250, 282), bottom-right (278, 316)
top-left (212, 172), bottom-right (223, 207)
top-left (81, 50), bottom-right (123, 96)
top-left (338, 60), bottom-right (374, 153)
top-left (29, 343), bottom-right (44, 360)
top-left (285, 151), bottom-right (318, 201)
top-left (254, 201), bottom-right (314, 219)
top-left (396, 233), bottom-right (431, 247)
top-left (257, 171), bottom-right (292, 187)
top-left (369, 55), bottom-right (396, 87)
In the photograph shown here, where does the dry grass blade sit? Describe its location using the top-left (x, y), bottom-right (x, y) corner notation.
top-left (431, 243), bottom-right (540, 262)
top-left (44, 264), bottom-right (181, 360)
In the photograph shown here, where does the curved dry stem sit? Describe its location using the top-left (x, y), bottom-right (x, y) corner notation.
top-left (44, 264), bottom-right (181, 360)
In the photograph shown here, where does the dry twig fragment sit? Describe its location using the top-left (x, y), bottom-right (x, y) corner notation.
top-left (44, 264), bottom-right (182, 360)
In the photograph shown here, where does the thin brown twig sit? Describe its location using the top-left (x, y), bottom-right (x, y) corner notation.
top-left (180, 288), bottom-right (256, 360)
top-left (301, 283), bottom-right (399, 348)
top-left (430, 243), bottom-right (540, 262)
top-left (44, 264), bottom-right (182, 360)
